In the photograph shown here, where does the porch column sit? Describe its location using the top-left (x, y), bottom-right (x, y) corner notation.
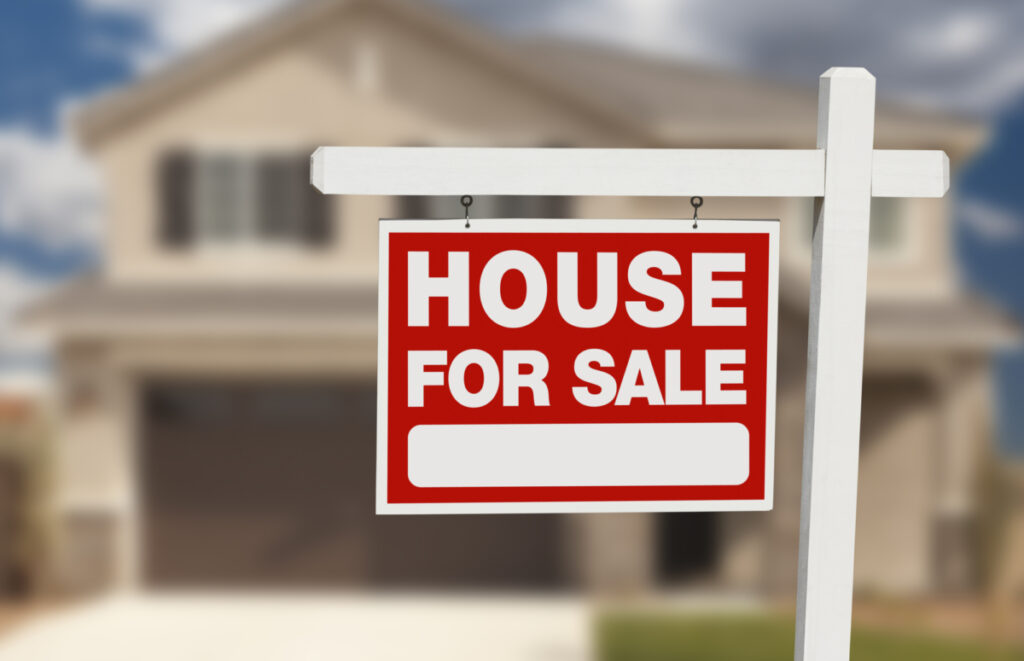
top-left (932, 359), bottom-right (983, 592)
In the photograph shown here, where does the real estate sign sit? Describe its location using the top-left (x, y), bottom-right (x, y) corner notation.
top-left (377, 218), bottom-right (779, 514)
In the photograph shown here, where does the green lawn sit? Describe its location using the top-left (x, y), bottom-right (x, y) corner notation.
top-left (598, 612), bottom-right (1024, 661)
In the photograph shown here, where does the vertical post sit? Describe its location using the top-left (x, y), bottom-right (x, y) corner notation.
top-left (795, 68), bottom-right (876, 661)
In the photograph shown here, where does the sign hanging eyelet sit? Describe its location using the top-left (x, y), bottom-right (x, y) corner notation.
top-left (461, 195), bottom-right (473, 229)
top-left (690, 196), bottom-right (703, 229)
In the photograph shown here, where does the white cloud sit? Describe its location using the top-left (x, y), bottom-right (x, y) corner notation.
top-left (960, 199), bottom-right (1024, 242)
top-left (82, 0), bottom-right (292, 71)
top-left (538, 0), bottom-right (720, 64)
top-left (0, 263), bottom-right (53, 365)
top-left (938, 57), bottom-right (1024, 116)
top-left (0, 127), bottom-right (102, 252)
top-left (0, 127), bottom-right (91, 373)
top-left (904, 10), bottom-right (1000, 62)
top-left (0, 264), bottom-right (46, 318)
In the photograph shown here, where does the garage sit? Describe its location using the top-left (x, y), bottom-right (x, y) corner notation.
top-left (141, 380), bottom-right (567, 589)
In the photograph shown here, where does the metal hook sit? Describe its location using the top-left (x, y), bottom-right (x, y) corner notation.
top-left (690, 196), bottom-right (703, 229)
top-left (461, 195), bottom-right (473, 229)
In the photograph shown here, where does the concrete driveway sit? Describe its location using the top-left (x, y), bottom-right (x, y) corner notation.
top-left (0, 593), bottom-right (592, 661)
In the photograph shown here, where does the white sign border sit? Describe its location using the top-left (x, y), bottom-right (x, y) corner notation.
top-left (377, 218), bottom-right (779, 515)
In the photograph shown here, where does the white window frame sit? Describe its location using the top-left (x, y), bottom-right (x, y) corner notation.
top-left (189, 150), bottom-right (315, 251)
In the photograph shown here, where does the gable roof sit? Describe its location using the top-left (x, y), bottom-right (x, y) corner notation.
top-left (76, 0), bottom-right (984, 151)
top-left (75, 0), bottom-right (651, 148)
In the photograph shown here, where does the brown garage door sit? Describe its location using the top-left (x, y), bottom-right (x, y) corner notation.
top-left (142, 380), bottom-right (566, 589)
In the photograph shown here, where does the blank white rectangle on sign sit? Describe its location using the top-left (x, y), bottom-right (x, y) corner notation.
top-left (408, 423), bottom-right (750, 488)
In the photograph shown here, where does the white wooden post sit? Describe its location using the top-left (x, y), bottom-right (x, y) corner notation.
top-left (794, 68), bottom-right (876, 661)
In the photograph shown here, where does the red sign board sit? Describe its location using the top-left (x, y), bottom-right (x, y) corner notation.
top-left (378, 219), bottom-right (779, 513)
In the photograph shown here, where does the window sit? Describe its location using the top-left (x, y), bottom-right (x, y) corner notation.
top-left (395, 195), bottom-right (571, 220)
top-left (158, 151), bottom-right (331, 248)
top-left (798, 197), bottom-right (907, 254)
top-left (867, 197), bottom-right (906, 252)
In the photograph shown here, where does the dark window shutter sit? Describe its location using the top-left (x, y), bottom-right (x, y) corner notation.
top-left (299, 154), bottom-right (332, 246)
top-left (257, 155), bottom-right (292, 239)
top-left (496, 196), bottom-right (571, 218)
top-left (397, 196), bottom-right (429, 219)
top-left (158, 152), bottom-right (194, 247)
top-left (543, 196), bottom-right (570, 218)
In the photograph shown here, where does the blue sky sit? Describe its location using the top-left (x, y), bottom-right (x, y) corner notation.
top-left (0, 0), bottom-right (139, 133)
top-left (0, 0), bottom-right (137, 277)
top-left (1, 0), bottom-right (1023, 452)
top-left (957, 101), bottom-right (1024, 456)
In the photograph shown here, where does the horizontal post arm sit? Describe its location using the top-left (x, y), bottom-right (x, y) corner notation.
top-left (311, 147), bottom-right (948, 199)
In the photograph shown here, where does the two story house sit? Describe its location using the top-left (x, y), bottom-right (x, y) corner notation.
top-left (27, 0), bottom-right (1018, 595)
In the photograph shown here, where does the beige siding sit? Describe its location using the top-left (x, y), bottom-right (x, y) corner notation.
top-left (854, 376), bottom-right (936, 595)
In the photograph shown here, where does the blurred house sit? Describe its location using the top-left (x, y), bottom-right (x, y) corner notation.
top-left (24, 0), bottom-right (1019, 596)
